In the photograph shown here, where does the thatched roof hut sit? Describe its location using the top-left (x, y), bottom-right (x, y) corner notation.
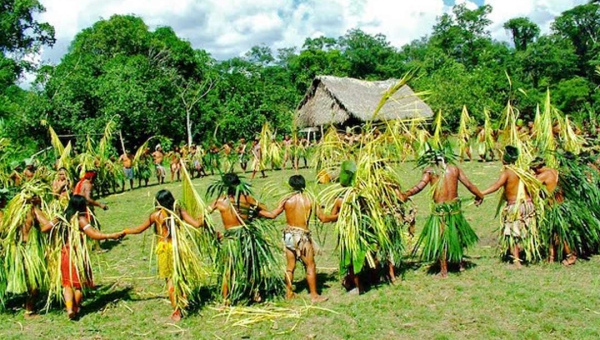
top-left (295, 76), bottom-right (434, 128)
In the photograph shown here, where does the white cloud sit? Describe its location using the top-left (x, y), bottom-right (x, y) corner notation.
top-left (31, 0), bottom-right (592, 66)
top-left (484, 0), bottom-right (589, 42)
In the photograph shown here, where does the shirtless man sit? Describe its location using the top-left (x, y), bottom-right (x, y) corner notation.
top-left (52, 167), bottom-right (71, 200)
top-left (118, 150), bottom-right (134, 191)
top-left (402, 149), bottom-right (483, 277)
top-left (208, 173), bottom-right (277, 303)
top-left (261, 175), bottom-right (327, 302)
top-left (152, 145), bottom-right (166, 185)
top-left (169, 146), bottom-right (182, 183)
top-left (73, 170), bottom-right (108, 211)
top-left (481, 146), bottom-right (532, 267)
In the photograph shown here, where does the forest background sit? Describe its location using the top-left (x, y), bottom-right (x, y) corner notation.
top-left (2, 1), bottom-right (600, 161)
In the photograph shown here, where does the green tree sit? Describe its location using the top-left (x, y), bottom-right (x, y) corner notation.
top-left (503, 17), bottom-right (540, 51)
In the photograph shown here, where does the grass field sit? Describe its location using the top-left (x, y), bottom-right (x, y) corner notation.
top-left (2, 161), bottom-right (600, 339)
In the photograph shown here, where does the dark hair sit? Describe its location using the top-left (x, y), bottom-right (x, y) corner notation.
top-left (224, 173), bottom-right (241, 196)
top-left (289, 175), bottom-right (305, 191)
top-left (58, 167), bottom-right (68, 172)
top-left (65, 195), bottom-right (88, 220)
top-left (155, 189), bottom-right (175, 210)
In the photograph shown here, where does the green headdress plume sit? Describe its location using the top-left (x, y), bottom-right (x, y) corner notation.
top-left (339, 160), bottom-right (357, 187)
top-left (416, 142), bottom-right (457, 168)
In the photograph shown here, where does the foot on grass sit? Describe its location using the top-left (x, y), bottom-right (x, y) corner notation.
top-left (24, 311), bottom-right (36, 319)
top-left (347, 288), bottom-right (360, 295)
top-left (67, 309), bottom-right (76, 320)
top-left (285, 292), bottom-right (297, 300)
top-left (311, 295), bottom-right (328, 303)
top-left (170, 309), bottom-right (182, 322)
top-left (562, 255), bottom-right (577, 266)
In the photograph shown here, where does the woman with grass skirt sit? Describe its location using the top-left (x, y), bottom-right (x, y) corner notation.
top-left (207, 173), bottom-right (282, 305)
top-left (2, 189), bottom-right (55, 317)
top-left (57, 195), bottom-right (124, 320)
top-left (403, 148), bottom-right (484, 278)
top-left (122, 189), bottom-right (206, 322)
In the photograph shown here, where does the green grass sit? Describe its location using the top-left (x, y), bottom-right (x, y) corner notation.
top-left (2, 161), bottom-right (600, 339)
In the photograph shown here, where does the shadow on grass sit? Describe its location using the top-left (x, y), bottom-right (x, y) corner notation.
top-left (78, 285), bottom-right (134, 318)
top-left (293, 272), bottom-right (338, 295)
top-left (98, 238), bottom-right (124, 252)
top-left (425, 260), bottom-right (478, 276)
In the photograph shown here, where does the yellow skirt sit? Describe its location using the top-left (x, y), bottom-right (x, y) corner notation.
top-left (156, 241), bottom-right (173, 279)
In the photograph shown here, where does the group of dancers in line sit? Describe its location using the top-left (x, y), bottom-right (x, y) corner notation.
top-left (2, 137), bottom-right (600, 322)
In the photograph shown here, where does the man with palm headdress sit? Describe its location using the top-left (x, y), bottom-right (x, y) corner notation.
top-left (482, 145), bottom-right (534, 267)
top-left (207, 173), bottom-right (281, 304)
top-left (402, 147), bottom-right (483, 278)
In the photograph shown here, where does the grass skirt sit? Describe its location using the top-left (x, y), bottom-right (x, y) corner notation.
top-left (215, 221), bottom-right (283, 304)
top-left (6, 238), bottom-right (48, 294)
top-left (414, 200), bottom-right (478, 263)
top-left (542, 201), bottom-right (600, 257)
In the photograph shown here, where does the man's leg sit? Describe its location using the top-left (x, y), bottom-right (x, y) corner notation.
top-left (300, 247), bottom-right (328, 302)
top-left (512, 241), bottom-right (522, 268)
top-left (284, 248), bottom-right (297, 299)
top-left (25, 289), bottom-right (38, 317)
top-left (440, 248), bottom-right (448, 278)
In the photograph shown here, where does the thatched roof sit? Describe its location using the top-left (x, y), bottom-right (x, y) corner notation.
top-left (295, 76), bottom-right (434, 128)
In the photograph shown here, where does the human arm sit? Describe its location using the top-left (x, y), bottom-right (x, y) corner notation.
top-left (458, 168), bottom-right (484, 204)
top-left (82, 183), bottom-right (108, 210)
top-left (259, 199), bottom-right (286, 219)
top-left (122, 215), bottom-right (154, 235)
top-left (481, 171), bottom-right (508, 196)
top-left (317, 198), bottom-right (342, 223)
top-left (33, 207), bottom-right (57, 233)
top-left (403, 171), bottom-right (432, 198)
top-left (80, 216), bottom-right (124, 240)
top-left (181, 209), bottom-right (204, 228)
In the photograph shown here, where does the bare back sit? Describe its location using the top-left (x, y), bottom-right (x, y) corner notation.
top-left (213, 195), bottom-right (261, 230)
top-left (283, 193), bottom-right (312, 230)
top-left (428, 166), bottom-right (460, 203)
top-left (503, 168), bottom-right (528, 204)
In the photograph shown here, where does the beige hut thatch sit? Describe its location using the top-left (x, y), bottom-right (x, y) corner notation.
top-left (295, 76), bottom-right (434, 128)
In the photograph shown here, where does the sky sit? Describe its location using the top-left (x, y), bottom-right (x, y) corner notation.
top-left (33, 0), bottom-right (587, 66)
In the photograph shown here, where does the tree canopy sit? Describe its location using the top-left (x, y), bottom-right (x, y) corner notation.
top-left (2, 2), bottom-right (600, 154)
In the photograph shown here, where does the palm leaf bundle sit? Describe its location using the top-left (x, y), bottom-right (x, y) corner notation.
top-left (457, 106), bottom-right (472, 160)
top-left (562, 116), bottom-right (584, 154)
top-left (161, 205), bottom-right (210, 314)
top-left (534, 96), bottom-right (558, 168)
top-left (48, 125), bottom-right (65, 157)
top-left (431, 110), bottom-right (444, 149)
top-left (1, 182), bottom-right (52, 297)
top-left (501, 101), bottom-right (533, 167)
top-left (259, 122), bottom-right (282, 170)
top-left (133, 138), bottom-right (153, 181)
top-left (180, 161), bottom-right (219, 260)
top-left (476, 109), bottom-right (495, 160)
